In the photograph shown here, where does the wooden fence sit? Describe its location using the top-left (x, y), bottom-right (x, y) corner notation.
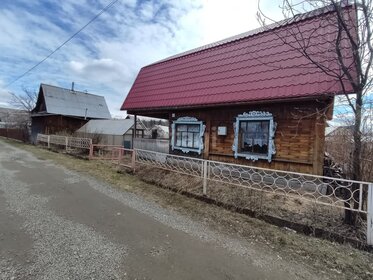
top-left (0, 128), bottom-right (29, 142)
top-left (36, 134), bottom-right (92, 150)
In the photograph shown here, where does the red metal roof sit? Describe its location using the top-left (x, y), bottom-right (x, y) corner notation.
top-left (122, 5), bottom-right (357, 112)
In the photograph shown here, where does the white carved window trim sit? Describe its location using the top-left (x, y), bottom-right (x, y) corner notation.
top-left (232, 111), bottom-right (276, 162)
top-left (171, 117), bottom-right (205, 155)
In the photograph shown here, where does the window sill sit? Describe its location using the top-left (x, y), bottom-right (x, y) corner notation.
top-left (173, 146), bottom-right (201, 154)
top-left (235, 152), bottom-right (269, 161)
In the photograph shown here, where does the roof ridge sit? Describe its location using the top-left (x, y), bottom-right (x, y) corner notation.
top-left (145, 1), bottom-right (352, 67)
top-left (89, 119), bottom-right (130, 122)
top-left (41, 83), bottom-right (105, 98)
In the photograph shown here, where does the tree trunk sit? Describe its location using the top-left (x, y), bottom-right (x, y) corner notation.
top-left (344, 89), bottom-right (363, 225)
top-left (352, 90), bottom-right (363, 182)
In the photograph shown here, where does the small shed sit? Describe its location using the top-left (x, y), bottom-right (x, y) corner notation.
top-left (76, 118), bottom-right (146, 148)
top-left (121, 4), bottom-right (357, 175)
top-left (31, 83), bottom-right (111, 143)
top-left (151, 125), bottom-right (169, 139)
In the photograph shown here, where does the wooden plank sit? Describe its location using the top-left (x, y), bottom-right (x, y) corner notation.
top-left (132, 114), bottom-right (137, 149)
top-left (312, 117), bottom-right (325, 175)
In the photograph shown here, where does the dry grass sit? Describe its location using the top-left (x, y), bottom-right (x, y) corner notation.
top-left (4, 139), bottom-right (373, 280)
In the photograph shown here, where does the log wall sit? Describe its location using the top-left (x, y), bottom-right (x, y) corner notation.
top-left (31, 115), bottom-right (88, 143)
top-left (168, 99), bottom-right (331, 175)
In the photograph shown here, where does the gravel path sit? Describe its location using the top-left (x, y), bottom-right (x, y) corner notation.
top-left (0, 140), bottom-right (324, 280)
top-left (0, 148), bottom-right (125, 280)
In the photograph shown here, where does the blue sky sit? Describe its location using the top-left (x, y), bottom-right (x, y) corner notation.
top-left (0, 0), bottom-right (282, 117)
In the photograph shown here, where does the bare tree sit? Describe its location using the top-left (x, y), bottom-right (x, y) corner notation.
top-left (7, 87), bottom-right (38, 141)
top-left (326, 99), bottom-right (373, 181)
top-left (258, 0), bottom-right (373, 224)
top-left (9, 87), bottom-right (38, 112)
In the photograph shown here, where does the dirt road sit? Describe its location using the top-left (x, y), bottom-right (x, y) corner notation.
top-left (0, 140), bottom-right (323, 279)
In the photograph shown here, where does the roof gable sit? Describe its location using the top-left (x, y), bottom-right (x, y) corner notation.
top-left (122, 4), bottom-right (357, 112)
top-left (33, 84), bottom-right (111, 119)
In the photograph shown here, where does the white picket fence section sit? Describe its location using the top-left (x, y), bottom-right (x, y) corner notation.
top-left (37, 133), bottom-right (92, 150)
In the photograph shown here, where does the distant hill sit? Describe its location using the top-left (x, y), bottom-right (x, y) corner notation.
top-left (0, 107), bottom-right (30, 128)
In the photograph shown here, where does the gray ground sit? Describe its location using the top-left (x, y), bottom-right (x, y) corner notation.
top-left (0, 140), bottom-right (323, 280)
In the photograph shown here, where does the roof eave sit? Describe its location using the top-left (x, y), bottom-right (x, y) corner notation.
top-left (124, 94), bottom-right (336, 116)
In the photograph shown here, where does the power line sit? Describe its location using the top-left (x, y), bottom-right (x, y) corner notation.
top-left (6, 0), bottom-right (120, 88)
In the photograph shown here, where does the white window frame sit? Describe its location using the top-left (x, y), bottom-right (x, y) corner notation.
top-left (171, 117), bottom-right (205, 154)
top-left (232, 111), bottom-right (276, 162)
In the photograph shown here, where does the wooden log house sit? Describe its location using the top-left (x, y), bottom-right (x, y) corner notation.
top-left (31, 83), bottom-right (111, 143)
top-left (121, 4), bottom-right (357, 175)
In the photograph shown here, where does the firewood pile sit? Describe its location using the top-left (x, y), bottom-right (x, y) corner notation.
top-left (323, 152), bottom-right (346, 179)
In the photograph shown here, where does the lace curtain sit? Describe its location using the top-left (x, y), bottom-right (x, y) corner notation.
top-left (240, 121), bottom-right (269, 148)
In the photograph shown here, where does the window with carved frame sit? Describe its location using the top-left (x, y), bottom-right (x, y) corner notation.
top-left (171, 117), bottom-right (205, 154)
top-left (233, 111), bottom-right (276, 162)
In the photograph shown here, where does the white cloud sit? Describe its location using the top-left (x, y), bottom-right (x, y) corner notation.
top-left (138, 1), bottom-right (156, 20)
top-left (0, 0), bottom-right (281, 116)
top-left (70, 58), bottom-right (123, 81)
top-left (0, 79), bottom-right (12, 108)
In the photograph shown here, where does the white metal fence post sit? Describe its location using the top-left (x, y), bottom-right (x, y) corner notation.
top-left (203, 160), bottom-right (208, 195)
top-left (47, 135), bottom-right (50, 149)
top-left (367, 183), bottom-right (373, 245)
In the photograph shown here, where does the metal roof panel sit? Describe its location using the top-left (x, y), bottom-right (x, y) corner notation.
top-left (76, 119), bottom-right (135, 135)
top-left (122, 3), bottom-right (357, 111)
top-left (40, 84), bottom-right (111, 119)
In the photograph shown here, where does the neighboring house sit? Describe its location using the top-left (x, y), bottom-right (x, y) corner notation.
top-left (31, 84), bottom-right (111, 143)
top-left (325, 125), bottom-right (354, 172)
top-left (325, 125), bottom-right (373, 146)
top-left (325, 125), bottom-right (373, 180)
top-left (121, 4), bottom-right (357, 175)
top-left (76, 118), bottom-right (146, 148)
top-left (325, 125), bottom-right (354, 139)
